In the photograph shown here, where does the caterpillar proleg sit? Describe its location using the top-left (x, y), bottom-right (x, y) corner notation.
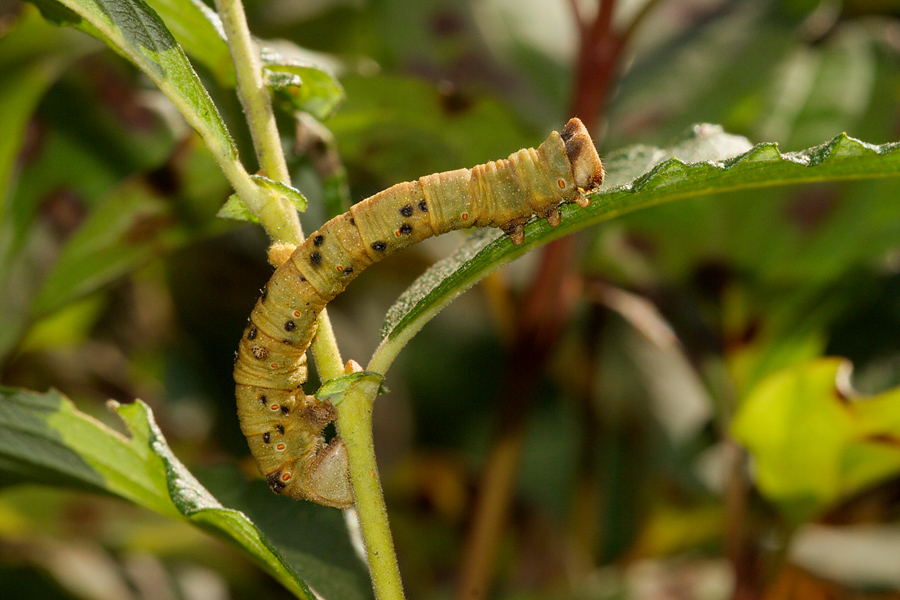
top-left (234, 118), bottom-right (604, 508)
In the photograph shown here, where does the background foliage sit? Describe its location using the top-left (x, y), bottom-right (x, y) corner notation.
top-left (3, 0), bottom-right (900, 598)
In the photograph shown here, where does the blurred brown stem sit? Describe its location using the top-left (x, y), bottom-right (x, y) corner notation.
top-left (456, 0), bottom-right (661, 595)
top-left (457, 233), bottom-right (581, 600)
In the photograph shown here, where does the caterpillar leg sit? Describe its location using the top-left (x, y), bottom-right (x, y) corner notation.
top-left (501, 219), bottom-right (528, 246)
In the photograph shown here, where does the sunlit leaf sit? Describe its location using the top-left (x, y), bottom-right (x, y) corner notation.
top-left (316, 371), bottom-right (388, 405)
top-left (218, 174), bottom-right (307, 223)
top-left (732, 358), bottom-right (900, 521)
top-left (0, 386), bottom-right (370, 600)
top-left (262, 46), bottom-right (345, 120)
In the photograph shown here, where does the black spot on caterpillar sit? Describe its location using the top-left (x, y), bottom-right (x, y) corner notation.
top-left (234, 118), bottom-right (603, 508)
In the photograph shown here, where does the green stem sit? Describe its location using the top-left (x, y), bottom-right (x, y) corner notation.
top-left (214, 1), bottom-right (404, 597)
top-left (335, 381), bottom-right (406, 600)
top-left (213, 0), bottom-right (303, 247)
top-left (213, 0), bottom-right (291, 185)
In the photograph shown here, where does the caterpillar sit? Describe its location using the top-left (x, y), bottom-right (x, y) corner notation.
top-left (234, 118), bottom-right (604, 508)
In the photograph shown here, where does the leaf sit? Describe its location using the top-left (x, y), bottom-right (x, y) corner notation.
top-left (375, 128), bottom-right (900, 368)
top-left (0, 386), bottom-right (370, 600)
top-left (326, 74), bottom-right (538, 186)
top-left (0, 132), bottom-right (231, 360)
top-left (262, 46), bottom-right (345, 121)
top-left (316, 371), bottom-right (388, 405)
top-left (252, 174), bottom-right (308, 212)
top-left (26, 0), bottom-right (248, 188)
top-left (218, 194), bottom-right (260, 223)
top-left (0, 12), bottom-right (85, 209)
top-left (731, 359), bottom-right (900, 522)
top-left (141, 0), bottom-right (234, 86)
top-left (0, 9), bottom-right (115, 357)
top-left (28, 179), bottom-right (182, 316)
top-left (218, 174), bottom-right (307, 222)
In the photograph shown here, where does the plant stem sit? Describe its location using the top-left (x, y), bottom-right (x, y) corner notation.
top-left (336, 382), bottom-right (406, 600)
top-left (215, 2), bottom-right (404, 597)
top-left (213, 0), bottom-right (303, 248)
top-left (214, 0), bottom-right (347, 371)
top-left (214, 0), bottom-right (290, 186)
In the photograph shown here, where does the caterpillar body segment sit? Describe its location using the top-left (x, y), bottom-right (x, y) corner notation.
top-left (235, 118), bottom-right (603, 508)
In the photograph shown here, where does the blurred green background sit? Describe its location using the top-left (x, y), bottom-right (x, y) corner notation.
top-left (3, 0), bottom-right (900, 598)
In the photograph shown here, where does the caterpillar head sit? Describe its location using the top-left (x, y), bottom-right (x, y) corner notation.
top-left (561, 118), bottom-right (604, 192)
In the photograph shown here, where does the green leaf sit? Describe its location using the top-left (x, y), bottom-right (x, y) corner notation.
top-left (375, 128), bottom-right (900, 369)
top-left (0, 53), bottom-right (62, 207)
top-left (218, 174), bottom-right (307, 223)
top-left (327, 75), bottom-right (537, 186)
top-left (0, 6), bottom-right (96, 219)
top-left (0, 386), bottom-right (369, 600)
top-left (29, 179), bottom-right (180, 316)
top-left (218, 194), bottom-right (260, 223)
top-left (252, 174), bottom-right (308, 212)
top-left (26, 0), bottom-right (250, 192)
top-left (142, 0), bottom-right (234, 86)
top-left (0, 133), bottom-right (231, 360)
top-left (731, 358), bottom-right (900, 522)
top-left (261, 46), bottom-right (345, 120)
top-left (316, 371), bottom-right (388, 406)
top-left (0, 9), bottom-right (115, 358)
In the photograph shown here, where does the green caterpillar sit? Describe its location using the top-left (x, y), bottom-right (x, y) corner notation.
top-left (234, 118), bottom-right (604, 508)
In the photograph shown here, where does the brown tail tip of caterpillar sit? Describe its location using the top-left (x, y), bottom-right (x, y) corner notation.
top-left (560, 118), bottom-right (604, 195)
